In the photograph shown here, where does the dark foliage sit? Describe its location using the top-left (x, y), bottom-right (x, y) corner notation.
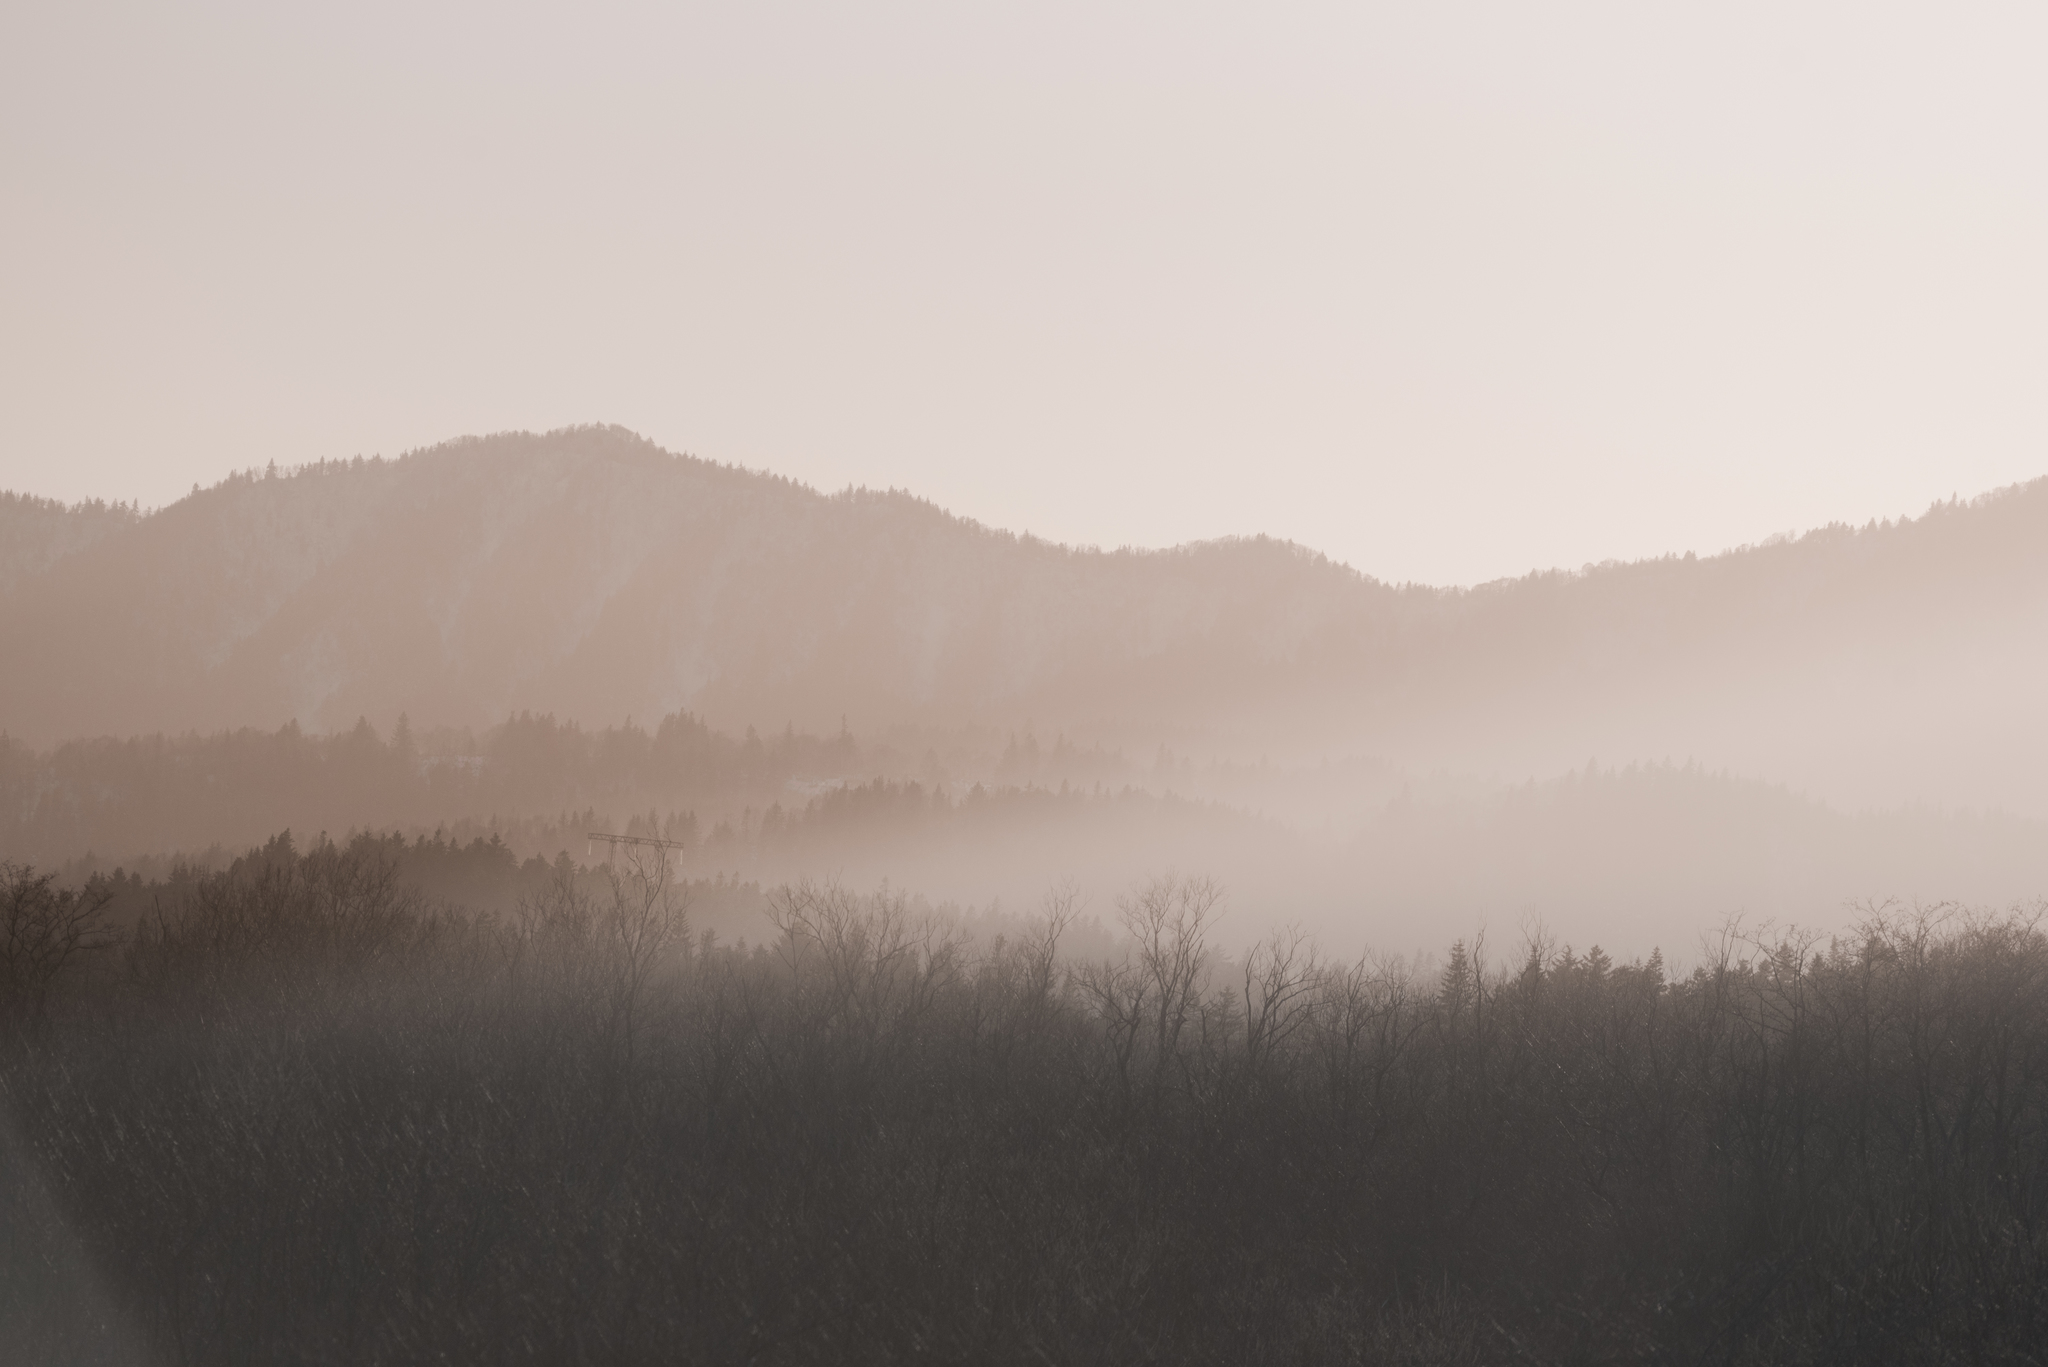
top-left (3, 842), bottom-right (2046, 1364)
top-left (1, 712), bottom-right (1183, 879)
top-left (0, 710), bottom-right (854, 865)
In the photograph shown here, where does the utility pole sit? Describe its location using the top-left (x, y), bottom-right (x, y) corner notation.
top-left (585, 832), bottom-right (689, 862)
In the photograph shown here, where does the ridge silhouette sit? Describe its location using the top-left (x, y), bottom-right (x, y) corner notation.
top-left (3, 425), bottom-right (2045, 816)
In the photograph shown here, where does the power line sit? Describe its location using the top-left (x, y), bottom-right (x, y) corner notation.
top-left (585, 831), bottom-right (689, 859)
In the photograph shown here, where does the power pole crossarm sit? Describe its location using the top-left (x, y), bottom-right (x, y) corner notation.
top-left (585, 832), bottom-right (690, 859)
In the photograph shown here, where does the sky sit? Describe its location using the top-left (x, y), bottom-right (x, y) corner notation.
top-left (4, 1), bottom-right (2045, 586)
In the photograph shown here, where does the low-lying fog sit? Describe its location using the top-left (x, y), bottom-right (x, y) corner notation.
top-left (7, 430), bottom-right (2048, 962)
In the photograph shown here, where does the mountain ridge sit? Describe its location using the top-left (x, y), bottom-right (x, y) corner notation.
top-left (4, 425), bottom-right (2045, 816)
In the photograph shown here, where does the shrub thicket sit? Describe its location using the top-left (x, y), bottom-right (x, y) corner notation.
top-left (3, 839), bottom-right (2046, 1364)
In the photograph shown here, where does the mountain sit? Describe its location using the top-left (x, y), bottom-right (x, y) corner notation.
top-left (4, 425), bottom-right (2046, 815)
top-left (0, 491), bottom-right (141, 597)
top-left (0, 427), bottom-right (1403, 742)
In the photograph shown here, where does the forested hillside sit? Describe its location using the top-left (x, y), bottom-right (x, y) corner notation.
top-left (13, 713), bottom-right (2046, 956)
top-left (0, 427), bottom-right (1406, 750)
top-left (0, 492), bottom-right (140, 597)
top-left (4, 426), bottom-right (2047, 816)
top-left (10, 843), bottom-right (2048, 1362)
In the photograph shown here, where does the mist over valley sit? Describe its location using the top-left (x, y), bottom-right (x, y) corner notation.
top-left (15, 3), bottom-right (2048, 1354)
top-left (7, 425), bottom-right (2044, 956)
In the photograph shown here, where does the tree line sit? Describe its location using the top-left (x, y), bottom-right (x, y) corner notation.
top-left (0, 711), bottom-right (866, 865)
top-left (3, 839), bottom-right (2045, 1363)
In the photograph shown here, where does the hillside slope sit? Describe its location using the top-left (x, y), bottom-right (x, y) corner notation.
top-left (4, 426), bottom-right (2045, 813)
top-left (0, 427), bottom-right (1405, 745)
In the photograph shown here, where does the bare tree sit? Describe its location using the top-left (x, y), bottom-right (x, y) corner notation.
top-left (1, 863), bottom-right (115, 1031)
top-left (597, 841), bottom-right (690, 1076)
top-left (769, 880), bottom-right (963, 1048)
top-left (1073, 874), bottom-right (1223, 1100)
top-left (1242, 925), bottom-right (1319, 1078)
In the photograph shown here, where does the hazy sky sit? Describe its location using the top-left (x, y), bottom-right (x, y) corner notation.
top-left (5, 1), bottom-right (2045, 585)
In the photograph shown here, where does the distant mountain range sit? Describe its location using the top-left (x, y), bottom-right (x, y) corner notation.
top-left (5, 426), bottom-right (2045, 815)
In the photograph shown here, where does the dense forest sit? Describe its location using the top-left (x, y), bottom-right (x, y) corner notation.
top-left (6, 431), bottom-right (2048, 1361)
top-left (0, 491), bottom-right (142, 595)
top-left (6, 837), bottom-right (2046, 1363)
top-left (0, 710), bottom-right (875, 864)
top-left (4, 427), bottom-right (2047, 814)
top-left (11, 709), bottom-right (2048, 957)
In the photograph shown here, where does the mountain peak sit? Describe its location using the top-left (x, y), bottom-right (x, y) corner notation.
top-left (5, 429), bottom-right (2046, 819)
